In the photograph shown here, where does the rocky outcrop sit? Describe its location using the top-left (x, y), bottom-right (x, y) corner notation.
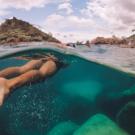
top-left (91, 35), bottom-right (135, 48)
top-left (91, 36), bottom-right (127, 46)
top-left (74, 114), bottom-right (129, 135)
top-left (117, 102), bottom-right (135, 135)
top-left (0, 17), bottom-right (60, 45)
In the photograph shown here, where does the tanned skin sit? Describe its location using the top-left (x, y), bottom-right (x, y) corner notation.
top-left (0, 59), bottom-right (45, 78)
top-left (0, 57), bottom-right (58, 106)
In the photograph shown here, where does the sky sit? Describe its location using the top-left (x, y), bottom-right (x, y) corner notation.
top-left (0, 0), bottom-right (135, 43)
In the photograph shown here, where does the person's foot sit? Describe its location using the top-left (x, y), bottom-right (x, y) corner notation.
top-left (0, 78), bottom-right (9, 106)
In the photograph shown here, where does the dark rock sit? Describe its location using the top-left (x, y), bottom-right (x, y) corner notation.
top-left (96, 84), bottom-right (135, 119)
top-left (117, 101), bottom-right (135, 135)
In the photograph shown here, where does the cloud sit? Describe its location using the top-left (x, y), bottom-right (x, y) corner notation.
top-left (43, 13), bottom-right (110, 42)
top-left (58, 2), bottom-right (73, 15)
top-left (0, 0), bottom-right (45, 10)
top-left (43, 0), bottom-right (135, 42)
top-left (0, 0), bottom-right (72, 16)
top-left (81, 0), bottom-right (135, 32)
top-left (44, 13), bottom-right (97, 32)
top-left (43, 14), bottom-right (93, 42)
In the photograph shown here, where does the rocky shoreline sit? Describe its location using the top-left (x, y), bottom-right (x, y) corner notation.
top-left (90, 35), bottom-right (135, 48)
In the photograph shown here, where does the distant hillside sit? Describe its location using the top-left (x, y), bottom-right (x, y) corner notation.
top-left (0, 17), bottom-right (60, 45)
top-left (127, 34), bottom-right (135, 41)
top-left (90, 36), bottom-right (126, 45)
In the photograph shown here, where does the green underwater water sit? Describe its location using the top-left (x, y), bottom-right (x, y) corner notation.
top-left (0, 49), bottom-right (135, 135)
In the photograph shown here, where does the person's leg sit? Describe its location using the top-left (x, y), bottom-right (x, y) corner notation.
top-left (8, 60), bottom-right (57, 89)
top-left (0, 59), bottom-right (58, 106)
top-left (0, 71), bottom-right (41, 106)
top-left (0, 59), bottom-right (44, 78)
top-left (0, 67), bottom-right (20, 78)
top-left (20, 59), bottom-right (45, 74)
top-left (0, 78), bottom-right (9, 106)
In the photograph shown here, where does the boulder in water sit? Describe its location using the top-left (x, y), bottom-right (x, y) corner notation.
top-left (74, 114), bottom-right (129, 135)
top-left (117, 101), bottom-right (135, 135)
top-left (96, 84), bottom-right (135, 119)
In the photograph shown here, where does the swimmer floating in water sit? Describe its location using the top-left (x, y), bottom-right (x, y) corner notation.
top-left (0, 55), bottom-right (63, 106)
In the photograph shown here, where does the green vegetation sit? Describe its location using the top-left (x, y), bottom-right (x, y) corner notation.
top-left (0, 17), bottom-right (60, 45)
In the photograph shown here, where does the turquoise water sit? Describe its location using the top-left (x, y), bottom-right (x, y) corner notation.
top-left (0, 49), bottom-right (135, 135)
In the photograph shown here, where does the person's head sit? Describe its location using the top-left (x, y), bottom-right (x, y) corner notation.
top-left (42, 54), bottom-right (69, 69)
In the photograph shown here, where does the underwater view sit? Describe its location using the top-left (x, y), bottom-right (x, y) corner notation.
top-left (0, 48), bottom-right (135, 135)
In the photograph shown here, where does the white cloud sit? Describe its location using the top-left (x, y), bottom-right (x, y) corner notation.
top-left (81, 0), bottom-right (135, 33)
top-left (43, 0), bottom-right (135, 42)
top-left (44, 14), bottom-right (96, 32)
top-left (0, 0), bottom-right (45, 10)
top-left (0, 0), bottom-right (72, 10)
top-left (58, 2), bottom-right (73, 15)
top-left (43, 13), bottom-right (110, 42)
top-left (0, 0), bottom-right (72, 16)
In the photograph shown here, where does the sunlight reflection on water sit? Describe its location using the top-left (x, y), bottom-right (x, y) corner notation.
top-left (0, 43), bottom-right (135, 74)
top-left (77, 45), bottom-right (135, 74)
